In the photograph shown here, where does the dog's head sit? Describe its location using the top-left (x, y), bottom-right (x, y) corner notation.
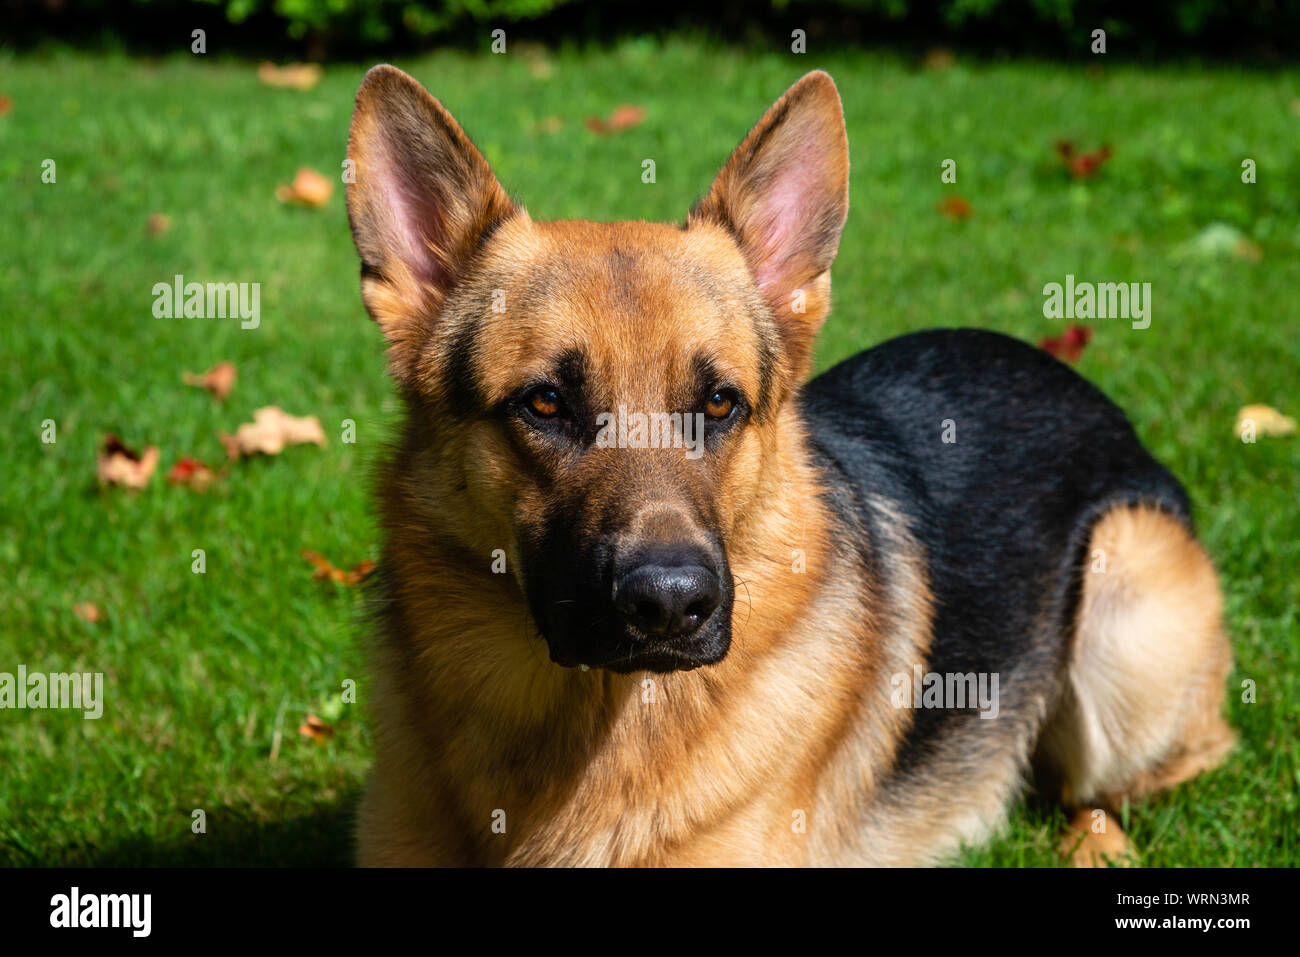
top-left (346, 66), bottom-right (848, 673)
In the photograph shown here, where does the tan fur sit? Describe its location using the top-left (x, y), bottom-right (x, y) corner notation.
top-left (344, 67), bottom-right (1234, 867)
top-left (1036, 504), bottom-right (1236, 862)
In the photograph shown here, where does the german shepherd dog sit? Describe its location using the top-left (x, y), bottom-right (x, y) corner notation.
top-left (344, 66), bottom-right (1235, 866)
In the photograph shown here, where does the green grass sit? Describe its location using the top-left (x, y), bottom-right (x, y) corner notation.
top-left (1, 39), bottom-right (1296, 867)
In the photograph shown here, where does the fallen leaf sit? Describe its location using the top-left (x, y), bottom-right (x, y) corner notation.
top-left (937, 195), bottom-right (973, 221)
top-left (531, 115), bottom-right (564, 135)
top-left (275, 167), bottom-right (333, 207)
top-left (585, 104), bottom-right (645, 135)
top-left (221, 406), bottom-right (327, 458)
top-left (73, 602), bottom-right (102, 623)
top-left (145, 213), bottom-right (171, 237)
top-left (297, 713), bottom-right (335, 741)
top-left (257, 62), bottom-right (322, 91)
top-left (922, 48), bottom-right (956, 71)
top-left (167, 456), bottom-right (219, 490)
top-left (183, 361), bottom-right (237, 401)
top-left (1055, 141), bottom-right (1113, 178)
top-left (1039, 324), bottom-right (1093, 364)
top-left (1233, 239), bottom-right (1264, 262)
top-left (97, 434), bottom-right (160, 489)
top-left (302, 549), bottom-right (376, 586)
top-left (1235, 404), bottom-right (1296, 438)
top-left (0, 94), bottom-right (12, 116)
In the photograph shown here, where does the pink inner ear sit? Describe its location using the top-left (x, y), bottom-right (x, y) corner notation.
top-left (377, 146), bottom-right (446, 289)
top-left (750, 161), bottom-right (818, 297)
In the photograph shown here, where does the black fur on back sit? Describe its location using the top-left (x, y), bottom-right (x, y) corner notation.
top-left (800, 328), bottom-right (1192, 768)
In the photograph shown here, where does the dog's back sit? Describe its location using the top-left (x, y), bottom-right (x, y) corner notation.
top-left (802, 328), bottom-right (1232, 863)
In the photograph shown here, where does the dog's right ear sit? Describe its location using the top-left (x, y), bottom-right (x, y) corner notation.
top-left (346, 65), bottom-right (516, 378)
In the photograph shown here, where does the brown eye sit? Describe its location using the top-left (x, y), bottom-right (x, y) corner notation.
top-left (705, 391), bottom-right (735, 419)
top-left (526, 387), bottom-right (562, 419)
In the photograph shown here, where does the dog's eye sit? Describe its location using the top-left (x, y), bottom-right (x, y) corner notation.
top-left (704, 390), bottom-right (736, 420)
top-left (524, 386), bottom-right (564, 420)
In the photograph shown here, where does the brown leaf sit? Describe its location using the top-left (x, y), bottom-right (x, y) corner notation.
top-left (302, 549), bottom-right (375, 586)
top-left (73, 602), bottom-right (102, 623)
top-left (182, 361), bottom-right (237, 401)
top-left (166, 456), bottom-right (219, 490)
top-left (257, 62), bottom-right (322, 91)
top-left (937, 195), bottom-right (973, 221)
top-left (585, 104), bottom-right (645, 135)
top-left (146, 213), bottom-right (171, 237)
top-left (222, 406), bottom-right (326, 459)
top-left (0, 94), bottom-right (11, 117)
top-left (1232, 239), bottom-right (1264, 263)
top-left (922, 48), bottom-right (956, 71)
top-left (275, 167), bottom-right (333, 207)
top-left (1056, 142), bottom-right (1113, 179)
top-left (97, 434), bottom-right (160, 489)
top-left (297, 713), bottom-right (334, 741)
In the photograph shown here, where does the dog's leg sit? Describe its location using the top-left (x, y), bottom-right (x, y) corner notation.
top-left (1036, 504), bottom-right (1236, 866)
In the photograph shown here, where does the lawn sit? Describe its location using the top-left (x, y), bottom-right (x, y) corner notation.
top-left (0, 38), bottom-right (1296, 867)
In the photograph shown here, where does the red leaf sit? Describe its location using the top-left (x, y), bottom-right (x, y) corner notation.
top-left (937, 195), bottom-right (973, 221)
top-left (166, 456), bottom-right (219, 490)
top-left (1039, 324), bottom-right (1094, 363)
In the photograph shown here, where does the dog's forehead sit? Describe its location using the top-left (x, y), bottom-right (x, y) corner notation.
top-left (469, 217), bottom-right (770, 400)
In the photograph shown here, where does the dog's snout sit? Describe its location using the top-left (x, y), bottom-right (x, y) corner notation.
top-left (615, 554), bottom-right (722, 639)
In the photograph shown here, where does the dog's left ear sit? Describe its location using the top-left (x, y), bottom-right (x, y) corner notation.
top-left (689, 71), bottom-right (848, 373)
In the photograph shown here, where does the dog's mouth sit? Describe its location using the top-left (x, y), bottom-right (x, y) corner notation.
top-left (537, 610), bottom-right (733, 675)
top-left (554, 642), bottom-right (718, 675)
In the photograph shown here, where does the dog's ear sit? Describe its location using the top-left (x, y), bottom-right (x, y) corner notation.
top-left (689, 71), bottom-right (848, 373)
top-left (346, 65), bottom-right (516, 378)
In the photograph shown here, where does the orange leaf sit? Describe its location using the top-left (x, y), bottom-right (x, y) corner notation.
top-left (0, 94), bottom-right (11, 117)
top-left (73, 602), bottom-right (102, 623)
top-left (302, 550), bottom-right (375, 586)
top-left (937, 195), bottom-right (973, 221)
top-left (146, 213), bottom-right (171, 237)
top-left (257, 62), bottom-right (322, 91)
top-left (585, 104), bottom-right (645, 135)
top-left (275, 167), bottom-right (333, 207)
top-left (97, 435), bottom-right (160, 490)
top-left (182, 361), bottom-right (237, 401)
top-left (297, 714), bottom-right (335, 741)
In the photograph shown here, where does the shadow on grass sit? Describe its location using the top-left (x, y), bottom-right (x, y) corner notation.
top-left (78, 790), bottom-right (361, 867)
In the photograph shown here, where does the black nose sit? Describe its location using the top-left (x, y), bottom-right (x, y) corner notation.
top-left (614, 558), bottom-right (722, 639)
